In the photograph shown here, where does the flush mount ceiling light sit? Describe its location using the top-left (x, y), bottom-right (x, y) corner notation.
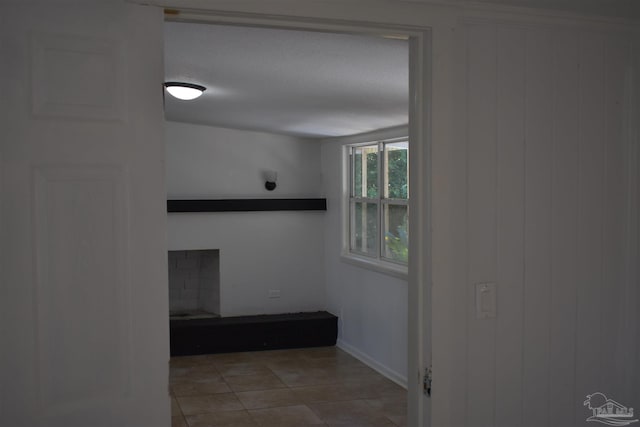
top-left (164, 82), bottom-right (206, 100)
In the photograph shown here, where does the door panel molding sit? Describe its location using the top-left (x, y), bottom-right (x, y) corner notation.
top-left (33, 165), bottom-right (132, 413)
top-left (31, 32), bottom-right (125, 121)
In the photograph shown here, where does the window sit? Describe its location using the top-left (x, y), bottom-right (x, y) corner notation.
top-left (347, 138), bottom-right (408, 268)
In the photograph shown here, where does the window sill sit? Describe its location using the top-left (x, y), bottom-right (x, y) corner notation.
top-left (340, 253), bottom-right (408, 280)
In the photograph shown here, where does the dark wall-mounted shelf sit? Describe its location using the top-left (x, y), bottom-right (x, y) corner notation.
top-left (167, 198), bottom-right (327, 213)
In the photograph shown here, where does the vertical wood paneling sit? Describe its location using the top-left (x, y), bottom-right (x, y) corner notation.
top-left (548, 30), bottom-right (580, 426)
top-left (447, 22), bottom-right (471, 427)
top-left (602, 35), bottom-right (630, 401)
top-left (629, 39), bottom-right (640, 407)
top-left (465, 23), bottom-right (497, 426)
top-left (460, 18), bottom-right (634, 427)
top-left (494, 26), bottom-right (525, 427)
top-left (575, 32), bottom-right (606, 421)
top-left (522, 29), bottom-right (554, 427)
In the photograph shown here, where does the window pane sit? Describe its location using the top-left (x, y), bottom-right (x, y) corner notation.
top-left (384, 141), bottom-right (408, 199)
top-left (352, 148), bottom-right (362, 196)
top-left (351, 201), bottom-right (378, 256)
top-left (383, 204), bottom-right (408, 263)
top-left (352, 145), bottom-right (378, 198)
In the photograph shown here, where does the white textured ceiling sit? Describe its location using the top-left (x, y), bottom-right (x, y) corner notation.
top-left (164, 22), bottom-right (409, 139)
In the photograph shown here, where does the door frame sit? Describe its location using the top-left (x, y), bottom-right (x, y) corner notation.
top-left (163, 9), bottom-right (433, 426)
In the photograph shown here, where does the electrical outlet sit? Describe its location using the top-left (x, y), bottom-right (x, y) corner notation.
top-left (268, 289), bottom-right (281, 299)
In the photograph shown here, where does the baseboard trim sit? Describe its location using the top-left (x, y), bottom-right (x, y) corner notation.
top-left (336, 339), bottom-right (408, 389)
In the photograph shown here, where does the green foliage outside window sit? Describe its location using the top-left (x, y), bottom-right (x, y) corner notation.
top-left (353, 148), bottom-right (379, 198)
top-left (386, 148), bottom-right (408, 199)
top-left (349, 140), bottom-right (409, 266)
top-left (385, 215), bottom-right (408, 263)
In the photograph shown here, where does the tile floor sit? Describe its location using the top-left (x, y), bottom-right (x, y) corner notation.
top-left (170, 346), bottom-right (407, 427)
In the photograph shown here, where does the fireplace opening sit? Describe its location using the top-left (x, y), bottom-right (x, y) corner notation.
top-left (168, 249), bottom-right (220, 320)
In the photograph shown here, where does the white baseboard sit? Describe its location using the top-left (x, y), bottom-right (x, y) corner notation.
top-left (336, 339), bottom-right (408, 389)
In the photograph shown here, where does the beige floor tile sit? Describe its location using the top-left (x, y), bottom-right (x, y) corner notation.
top-left (257, 348), bottom-right (312, 359)
top-left (171, 355), bottom-right (217, 368)
top-left (302, 356), bottom-right (364, 369)
top-left (244, 349), bottom-right (308, 364)
top-left (172, 380), bottom-right (232, 397)
top-left (177, 393), bottom-right (244, 415)
top-left (225, 372), bottom-right (287, 392)
top-left (171, 366), bottom-right (222, 384)
top-left (170, 367), bottom-right (193, 383)
top-left (309, 400), bottom-right (395, 426)
top-left (299, 346), bottom-right (342, 359)
top-left (302, 348), bottom-right (367, 366)
top-left (172, 397), bottom-right (182, 416)
top-left (186, 410), bottom-right (259, 427)
top-left (249, 404), bottom-right (325, 426)
top-left (271, 364), bottom-right (380, 388)
top-left (386, 414), bottom-right (407, 427)
top-left (169, 347), bottom-right (407, 425)
top-left (325, 421), bottom-right (394, 427)
top-left (172, 415), bottom-right (188, 427)
top-left (292, 384), bottom-right (365, 404)
top-left (217, 362), bottom-right (272, 378)
top-left (345, 378), bottom-right (406, 399)
top-left (265, 360), bottom-right (312, 374)
top-left (236, 388), bottom-right (302, 410)
top-left (265, 358), bottom-right (314, 371)
top-left (335, 364), bottom-right (377, 375)
top-left (204, 352), bottom-right (262, 365)
top-left (188, 365), bottom-right (223, 375)
top-left (271, 368), bottom-right (342, 387)
top-left (333, 367), bottom-right (384, 384)
top-left (364, 395), bottom-right (407, 420)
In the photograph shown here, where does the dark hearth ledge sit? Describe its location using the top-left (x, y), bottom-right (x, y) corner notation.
top-left (170, 311), bottom-right (338, 356)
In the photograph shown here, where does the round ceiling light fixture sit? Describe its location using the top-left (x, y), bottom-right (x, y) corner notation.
top-left (164, 82), bottom-right (206, 100)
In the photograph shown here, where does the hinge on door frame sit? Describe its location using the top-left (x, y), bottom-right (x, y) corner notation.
top-left (423, 366), bottom-right (432, 397)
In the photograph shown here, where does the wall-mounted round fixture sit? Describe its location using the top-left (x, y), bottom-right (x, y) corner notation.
top-left (164, 82), bottom-right (206, 100)
top-left (264, 171), bottom-right (277, 191)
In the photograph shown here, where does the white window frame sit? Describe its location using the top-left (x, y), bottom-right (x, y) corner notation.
top-left (341, 137), bottom-right (409, 279)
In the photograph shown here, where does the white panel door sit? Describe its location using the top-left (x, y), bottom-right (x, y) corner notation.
top-left (0, 1), bottom-right (169, 426)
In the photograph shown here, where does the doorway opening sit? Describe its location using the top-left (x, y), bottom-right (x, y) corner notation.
top-left (163, 11), bottom-right (431, 427)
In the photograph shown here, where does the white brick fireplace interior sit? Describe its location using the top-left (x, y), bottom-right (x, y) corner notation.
top-left (168, 249), bottom-right (220, 319)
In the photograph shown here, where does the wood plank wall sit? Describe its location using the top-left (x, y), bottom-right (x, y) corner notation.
top-left (453, 19), bottom-right (638, 427)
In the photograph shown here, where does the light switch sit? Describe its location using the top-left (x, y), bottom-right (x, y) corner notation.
top-left (475, 282), bottom-right (496, 319)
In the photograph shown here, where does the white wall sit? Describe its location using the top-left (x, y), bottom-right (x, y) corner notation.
top-left (166, 121), bottom-right (322, 198)
top-left (321, 128), bottom-right (409, 387)
top-left (436, 18), bottom-right (640, 426)
top-left (166, 121), bottom-right (326, 317)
